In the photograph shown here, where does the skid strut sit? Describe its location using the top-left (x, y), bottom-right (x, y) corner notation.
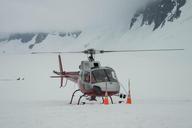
top-left (70, 89), bottom-right (80, 104)
top-left (77, 94), bottom-right (86, 105)
top-left (109, 96), bottom-right (113, 104)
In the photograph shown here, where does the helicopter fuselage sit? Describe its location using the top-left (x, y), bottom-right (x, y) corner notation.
top-left (52, 57), bottom-right (120, 97)
top-left (78, 65), bottom-right (120, 96)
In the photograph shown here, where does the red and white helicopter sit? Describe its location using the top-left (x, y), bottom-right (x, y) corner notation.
top-left (32, 48), bottom-right (183, 105)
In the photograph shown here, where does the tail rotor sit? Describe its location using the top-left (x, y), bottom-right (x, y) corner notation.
top-left (51, 55), bottom-right (66, 88)
top-left (58, 55), bottom-right (64, 73)
top-left (58, 55), bottom-right (64, 88)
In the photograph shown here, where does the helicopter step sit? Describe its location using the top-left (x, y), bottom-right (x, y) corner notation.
top-left (86, 96), bottom-right (97, 101)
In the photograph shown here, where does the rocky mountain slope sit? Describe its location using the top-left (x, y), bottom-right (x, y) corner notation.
top-left (130, 0), bottom-right (186, 30)
top-left (0, 31), bottom-right (82, 49)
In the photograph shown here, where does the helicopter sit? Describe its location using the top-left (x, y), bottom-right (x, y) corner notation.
top-left (32, 48), bottom-right (184, 105)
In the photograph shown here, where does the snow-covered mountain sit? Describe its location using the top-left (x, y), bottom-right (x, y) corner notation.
top-left (0, 0), bottom-right (188, 53)
top-left (0, 31), bottom-right (82, 50)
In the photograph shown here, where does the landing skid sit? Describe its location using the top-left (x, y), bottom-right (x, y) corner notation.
top-left (69, 89), bottom-right (114, 105)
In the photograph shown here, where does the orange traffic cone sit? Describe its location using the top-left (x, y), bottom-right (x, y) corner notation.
top-left (126, 94), bottom-right (132, 104)
top-left (103, 91), bottom-right (109, 105)
top-left (126, 79), bottom-right (132, 104)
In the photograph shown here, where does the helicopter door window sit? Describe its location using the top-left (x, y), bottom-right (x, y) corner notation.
top-left (90, 73), bottom-right (96, 83)
top-left (84, 72), bottom-right (90, 83)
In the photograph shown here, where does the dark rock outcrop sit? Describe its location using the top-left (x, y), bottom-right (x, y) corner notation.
top-left (35, 33), bottom-right (48, 44)
top-left (8, 33), bottom-right (35, 43)
top-left (29, 33), bottom-right (48, 49)
top-left (59, 31), bottom-right (82, 38)
top-left (130, 0), bottom-right (186, 30)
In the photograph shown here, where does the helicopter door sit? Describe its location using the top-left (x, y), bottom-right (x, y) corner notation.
top-left (83, 71), bottom-right (90, 83)
top-left (83, 71), bottom-right (92, 90)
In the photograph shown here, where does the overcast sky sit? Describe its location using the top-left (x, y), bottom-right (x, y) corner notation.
top-left (0, 0), bottom-right (149, 33)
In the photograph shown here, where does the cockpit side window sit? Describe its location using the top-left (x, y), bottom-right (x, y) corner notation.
top-left (91, 69), bottom-right (117, 83)
top-left (91, 70), bottom-right (106, 83)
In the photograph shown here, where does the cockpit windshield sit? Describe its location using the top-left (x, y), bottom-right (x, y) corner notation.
top-left (91, 68), bottom-right (118, 83)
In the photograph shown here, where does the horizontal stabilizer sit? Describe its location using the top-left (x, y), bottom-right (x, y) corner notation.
top-left (51, 75), bottom-right (67, 78)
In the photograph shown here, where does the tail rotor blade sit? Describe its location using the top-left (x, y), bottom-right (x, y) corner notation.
top-left (60, 77), bottom-right (64, 88)
top-left (58, 55), bottom-right (64, 73)
top-left (58, 55), bottom-right (65, 88)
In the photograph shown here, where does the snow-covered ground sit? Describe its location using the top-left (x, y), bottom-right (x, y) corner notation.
top-left (0, 36), bottom-right (192, 127)
top-left (0, 99), bottom-right (192, 128)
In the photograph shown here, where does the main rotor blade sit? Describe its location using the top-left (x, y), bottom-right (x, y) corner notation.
top-left (101, 49), bottom-right (184, 53)
top-left (31, 48), bottom-right (184, 55)
top-left (31, 51), bottom-right (83, 54)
